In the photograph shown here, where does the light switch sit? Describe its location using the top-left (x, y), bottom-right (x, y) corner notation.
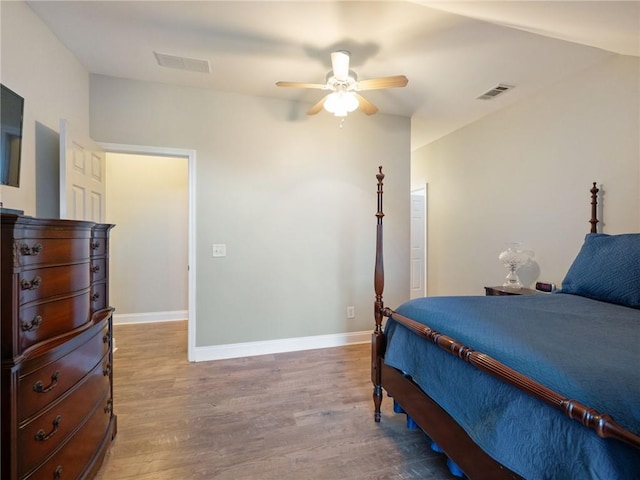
top-left (212, 244), bottom-right (226, 257)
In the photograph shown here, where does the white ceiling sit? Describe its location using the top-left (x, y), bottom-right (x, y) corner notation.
top-left (26, 1), bottom-right (640, 149)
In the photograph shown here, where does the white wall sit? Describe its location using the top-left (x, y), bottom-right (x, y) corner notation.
top-left (105, 153), bottom-right (188, 318)
top-left (90, 75), bottom-right (411, 347)
top-left (412, 54), bottom-right (640, 296)
top-left (0, 1), bottom-right (410, 353)
top-left (0, 2), bottom-right (90, 215)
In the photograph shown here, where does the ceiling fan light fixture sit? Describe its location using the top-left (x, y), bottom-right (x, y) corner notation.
top-left (324, 91), bottom-right (359, 117)
top-left (330, 50), bottom-right (350, 81)
top-left (276, 51), bottom-right (406, 117)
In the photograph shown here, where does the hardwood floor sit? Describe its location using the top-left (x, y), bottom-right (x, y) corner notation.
top-left (94, 321), bottom-right (458, 479)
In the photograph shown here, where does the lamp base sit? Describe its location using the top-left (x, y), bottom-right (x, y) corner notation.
top-left (502, 271), bottom-right (523, 290)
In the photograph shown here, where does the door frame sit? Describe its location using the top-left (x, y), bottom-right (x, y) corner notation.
top-left (99, 142), bottom-right (197, 362)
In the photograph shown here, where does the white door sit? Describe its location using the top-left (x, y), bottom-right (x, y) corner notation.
top-left (59, 119), bottom-right (106, 221)
top-left (410, 187), bottom-right (427, 299)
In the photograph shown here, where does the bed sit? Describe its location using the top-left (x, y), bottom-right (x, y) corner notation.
top-left (371, 167), bottom-right (640, 479)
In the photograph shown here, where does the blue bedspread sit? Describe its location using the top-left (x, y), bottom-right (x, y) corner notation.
top-left (384, 293), bottom-right (640, 479)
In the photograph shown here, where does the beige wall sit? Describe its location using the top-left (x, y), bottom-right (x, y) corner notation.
top-left (105, 153), bottom-right (188, 317)
top-left (412, 54), bottom-right (640, 296)
top-left (0, 1), bottom-right (90, 215)
top-left (90, 75), bottom-right (411, 347)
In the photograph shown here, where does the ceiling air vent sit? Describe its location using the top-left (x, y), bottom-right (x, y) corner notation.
top-left (477, 83), bottom-right (514, 100)
top-left (154, 52), bottom-right (210, 73)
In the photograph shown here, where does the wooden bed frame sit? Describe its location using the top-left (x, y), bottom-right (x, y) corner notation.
top-left (371, 167), bottom-right (640, 479)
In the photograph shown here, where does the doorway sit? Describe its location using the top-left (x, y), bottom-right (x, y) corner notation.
top-left (100, 143), bottom-right (196, 361)
top-left (410, 185), bottom-right (427, 299)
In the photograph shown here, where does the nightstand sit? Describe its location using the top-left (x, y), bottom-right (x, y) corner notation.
top-left (484, 286), bottom-right (538, 296)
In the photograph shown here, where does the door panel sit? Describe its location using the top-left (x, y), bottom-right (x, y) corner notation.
top-left (410, 187), bottom-right (427, 299)
top-left (59, 119), bottom-right (105, 222)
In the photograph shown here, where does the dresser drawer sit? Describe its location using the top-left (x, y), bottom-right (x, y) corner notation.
top-left (19, 292), bottom-right (91, 352)
top-left (90, 236), bottom-right (107, 257)
top-left (90, 258), bottom-right (107, 283)
top-left (19, 324), bottom-right (111, 421)
top-left (18, 358), bottom-right (111, 476)
top-left (15, 238), bottom-right (91, 268)
top-left (22, 390), bottom-right (112, 480)
top-left (90, 282), bottom-right (107, 312)
top-left (19, 263), bottom-right (90, 305)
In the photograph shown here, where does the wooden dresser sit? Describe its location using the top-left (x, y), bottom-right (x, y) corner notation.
top-left (1, 214), bottom-right (116, 480)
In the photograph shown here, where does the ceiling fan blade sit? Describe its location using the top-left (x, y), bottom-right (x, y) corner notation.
top-left (276, 81), bottom-right (327, 89)
top-left (357, 75), bottom-right (408, 91)
top-left (354, 93), bottom-right (378, 115)
top-left (307, 95), bottom-right (329, 115)
top-left (331, 50), bottom-right (350, 81)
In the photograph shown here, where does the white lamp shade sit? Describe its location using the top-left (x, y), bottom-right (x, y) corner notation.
top-left (324, 91), bottom-right (359, 117)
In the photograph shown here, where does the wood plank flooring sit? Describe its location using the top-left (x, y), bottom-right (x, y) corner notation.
top-left (94, 321), bottom-right (458, 479)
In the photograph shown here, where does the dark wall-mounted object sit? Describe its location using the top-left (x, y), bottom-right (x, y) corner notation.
top-left (1, 84), bottom-right (25, 187)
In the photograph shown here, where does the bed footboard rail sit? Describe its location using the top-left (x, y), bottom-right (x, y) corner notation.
top-left (383, 308), bottom-right (640, 450)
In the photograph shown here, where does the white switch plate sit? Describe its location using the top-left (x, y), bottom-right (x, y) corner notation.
top-left (347, 306), bottom-right (355, 319)
top-left (212, 244), bottom-right (226, 257)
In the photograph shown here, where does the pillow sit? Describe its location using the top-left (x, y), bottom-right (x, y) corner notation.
top-left (560, 233), bottom-right (640, 308)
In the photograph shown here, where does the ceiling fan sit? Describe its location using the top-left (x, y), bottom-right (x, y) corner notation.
top-left (276, 50), bottom-right (408, 117)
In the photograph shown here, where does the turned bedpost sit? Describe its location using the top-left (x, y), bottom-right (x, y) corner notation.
top-left (590, 182), bottom-right (599, 234)
top-left (374, 166), bottom-right (385, 333)
top-left (372, 166), bottom-right (386, 422)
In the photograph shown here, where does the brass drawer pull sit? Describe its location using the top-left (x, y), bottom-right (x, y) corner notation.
top-left (104, 399), bottom-right (113, 414)
top-left (35, 415), bottom-right (62, 441)
top-left (90, 241), bottom-right (101, 250)
top-left (103, 333), bottom-right (111, 345)
top-left (20, 243), bottom-right (43, 256)
top-left (33, 371), bottom-right (60, 393)
top-left (54, 466), bottom-right (63, 480)
top-left (21, 276), bottom-right (42, 290)
top-left (103, 363), bottom-right (112, 376)
top-left (22, 315), bottom-right (43, 332)
top-left (91, 292), bottom-right (101, 302)
top-left (91, 264), bottom-right (101, 273)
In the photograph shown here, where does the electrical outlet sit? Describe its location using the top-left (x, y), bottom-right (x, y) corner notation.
top-left (347, 306), bottom-right (355, 319)
top-left (212, 244), bottom-right (226, 257)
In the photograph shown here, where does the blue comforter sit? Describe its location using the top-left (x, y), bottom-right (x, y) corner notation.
top-left (384, 293), bottom-right (640, 479)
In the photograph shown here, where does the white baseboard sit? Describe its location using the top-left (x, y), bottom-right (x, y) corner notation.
top-left (192, 330), bottom-right (371, 362)
top-left (113, 310), bottom-right (187, 325)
